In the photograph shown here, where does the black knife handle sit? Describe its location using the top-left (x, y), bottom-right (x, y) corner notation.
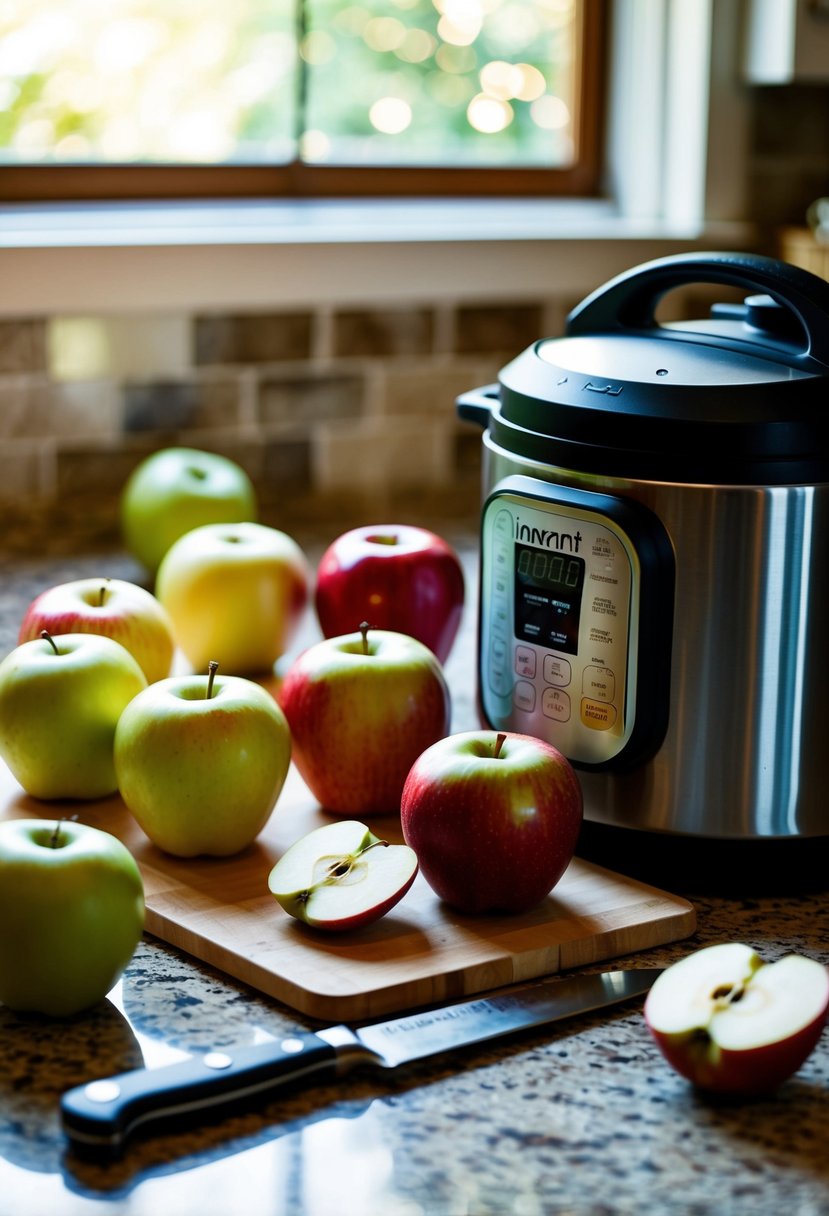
top-left (61, 1032), bottom-right (338, 1153)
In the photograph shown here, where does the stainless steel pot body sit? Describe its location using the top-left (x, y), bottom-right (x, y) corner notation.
top-left (481, 430), bottom-right (829, 839)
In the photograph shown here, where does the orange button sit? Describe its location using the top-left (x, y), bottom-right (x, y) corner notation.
top-left (580, 698), bottom-right (617, 731)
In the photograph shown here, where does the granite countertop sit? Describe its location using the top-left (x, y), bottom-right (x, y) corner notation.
top-left (0, 541), bottom-right (827, 1216)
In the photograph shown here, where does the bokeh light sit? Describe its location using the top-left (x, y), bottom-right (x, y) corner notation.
top-left (1, 0), bottom-right (578, 169)
top-left (369, 96), bottom-right (413, 134)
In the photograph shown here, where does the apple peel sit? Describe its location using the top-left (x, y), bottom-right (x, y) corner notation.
top-left (644, 942), bottom-right (829, 1095)
top-left (268, 820), bottom-right (418, 932)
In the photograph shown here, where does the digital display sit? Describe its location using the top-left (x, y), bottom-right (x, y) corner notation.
top-left (514, 544), bottom-right (585, 654)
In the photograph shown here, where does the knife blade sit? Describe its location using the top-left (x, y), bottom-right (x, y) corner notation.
top-left (60, 967), bottom-right (662, 1154)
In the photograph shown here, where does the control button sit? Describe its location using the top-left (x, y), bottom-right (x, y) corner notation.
top-left (204, 1052), bottom-right (233, 1070)
top-left (491, 603), bottom-right (509, 638)
top-left (583, 665), bottom-right (615, 702)
top-left (493, 509), bottom-right (512, 537)
top-left (280, 1038), bottom-right (306, 1054)
top-left (513, 681), bottom-right (536, 712)
top-left (493, 572), bottom-right (509, 598)
top-left (542, 687), bottom-right (571, 722)
top-left (84, 1080), bottom-right (121, 1104)
top-left (514, 646), bottom-right (536, 678)
top-left (489, 637), bottom-right (511, 696)
top-left (581, 699), bottom-right (617, 730)
top-left (543, 655), bottom-right (571, 686)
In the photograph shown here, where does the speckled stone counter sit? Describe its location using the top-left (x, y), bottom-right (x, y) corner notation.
top-left (1, 541), bottom-right (827, 1216)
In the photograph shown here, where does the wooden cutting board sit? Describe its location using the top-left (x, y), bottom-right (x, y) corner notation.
top-left (0, 758), bottom-right (695, 1022)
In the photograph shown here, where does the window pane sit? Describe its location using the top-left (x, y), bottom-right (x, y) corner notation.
top-left (1, 1), bottom-right (579, 174)
top-left (302, 0), bottom-right (577, 167)
top-left (0, 1), bottom-right (297, 165)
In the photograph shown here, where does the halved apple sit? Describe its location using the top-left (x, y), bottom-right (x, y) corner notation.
top-left (268, 820), bottom-right (418, 932)
top-left (644, 942), bottom-right (829, 1095)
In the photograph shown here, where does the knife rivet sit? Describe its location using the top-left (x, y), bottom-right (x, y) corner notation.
top-left (203, 1052), bottom-right (233, 1070)
top-left (84, 1080), bottom-right (121, 1104)
top-left (281, 1037), bottom-right (305, 1054)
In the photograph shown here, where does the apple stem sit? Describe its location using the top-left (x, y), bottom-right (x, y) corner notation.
top-left (40, 630), bottom-right (60, 655)
top-left (49, 814), bottom-right (78, 848)
top-left (206, 660), bottom-right (219, 698)
top-left (98, 580), bottom-right (110, 607)
top-left (359, 621), bottom-right (371, 655)
top-left (493, 732), bottom-right (507, 759)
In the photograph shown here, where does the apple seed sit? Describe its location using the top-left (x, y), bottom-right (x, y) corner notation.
top-left (711, 982), bottom-right (745, 1007)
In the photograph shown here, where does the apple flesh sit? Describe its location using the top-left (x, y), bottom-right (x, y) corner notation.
top-left (400, 730), bottom-right (582, 914)
top-left (644, 942), bottom-right (829, 1095)
top-left (315, 524), bottom-right (465, 663)
top-left (0, 818), bottom-right (145, 1017)
top-left (18, 577), bottom-right (175, 685)
top-left (268, 819), bottom-right (418, 932)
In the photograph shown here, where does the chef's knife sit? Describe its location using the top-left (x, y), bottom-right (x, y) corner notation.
top-left (61, 967), bottom-right (661, 1154)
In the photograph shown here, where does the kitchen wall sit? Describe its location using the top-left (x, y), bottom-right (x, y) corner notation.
top-left (2, 79), bottom-right (828, 559)
top-left (0, 294), bottom-right (570, 556)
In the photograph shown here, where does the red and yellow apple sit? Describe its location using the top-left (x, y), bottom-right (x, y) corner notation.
top-left (19, 577), bottom-right (175, 685)
top-left (400, 730), bottom-right (583, 914)
top-left (278, 624), bottom-right (451, 817)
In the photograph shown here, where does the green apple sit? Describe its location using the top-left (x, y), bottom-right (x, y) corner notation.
top-left (0, 817), bottom-right (145, 1017)
top-left (120, 447), bottom-right (258, 574)
top-left (114, 663), bottom-right (292, 857)
top-left (0, 632), bottom-right (147, 800)
top-left (18, 577), bottom-right (175, 685)
top-left (278, 624), bottom-right (451, 816)
top-left (268, 819), bottom-right (418, 932)
top-left (156, 521), bottom-right (310, 676)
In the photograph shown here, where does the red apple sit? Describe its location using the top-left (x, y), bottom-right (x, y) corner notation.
top-left (400, 730), bottom-right (583, 914)
top-left (644, 942), bottom-right (829, 1095)
top-left (268, 820), bottom-right (418, 932)
top-left (18, 577), bottom-right (175, 685)
top-left (278, 624), bottom-right (451, 816)
top-left (314, 524), bottom-right (465, 663)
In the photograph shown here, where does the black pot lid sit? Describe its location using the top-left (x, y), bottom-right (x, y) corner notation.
top-left (491, 252), bottom-right (829, 484)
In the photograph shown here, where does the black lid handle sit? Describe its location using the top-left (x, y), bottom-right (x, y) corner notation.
top-left (566, 251), bottom-right (829, 368)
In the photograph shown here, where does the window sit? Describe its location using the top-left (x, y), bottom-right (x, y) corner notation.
top-left (0, 0), bottom-right (606, 202)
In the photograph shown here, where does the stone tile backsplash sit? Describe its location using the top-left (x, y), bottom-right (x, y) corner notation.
top-left (0, 298), bottom-right (551, 555)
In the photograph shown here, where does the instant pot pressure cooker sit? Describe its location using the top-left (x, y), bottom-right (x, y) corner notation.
top-left (457, 251), bottom-right (829, 840)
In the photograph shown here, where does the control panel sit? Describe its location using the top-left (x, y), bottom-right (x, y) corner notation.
top-left (479, 477), bottom-right (674, 770)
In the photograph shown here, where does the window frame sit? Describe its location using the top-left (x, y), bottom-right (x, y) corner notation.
top-left (0, 0), bottom-right (608, 203)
